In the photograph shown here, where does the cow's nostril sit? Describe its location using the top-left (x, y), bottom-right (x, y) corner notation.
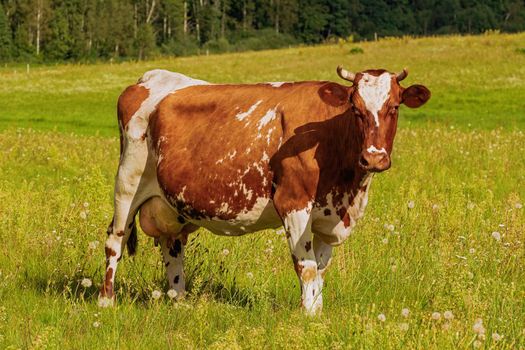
top-left (359, 156), bottom-right (369, 167)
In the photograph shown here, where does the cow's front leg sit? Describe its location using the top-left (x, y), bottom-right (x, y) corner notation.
top-left (159, 236), bottom-right (186, 299)
top-left (313, 235), bottom-right (333, 298)
top-left (283, 204), bottom-right (323, 315)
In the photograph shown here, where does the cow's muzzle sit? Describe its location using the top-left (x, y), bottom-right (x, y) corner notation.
top-left (359, 149), bottom-right (391, 173)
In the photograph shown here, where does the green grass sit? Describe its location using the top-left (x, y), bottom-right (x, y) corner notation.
top-left (0, 33), bottom-right (524, 349)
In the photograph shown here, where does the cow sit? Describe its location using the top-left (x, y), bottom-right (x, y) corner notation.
top-left (99, 67), bottom-right (430, 315)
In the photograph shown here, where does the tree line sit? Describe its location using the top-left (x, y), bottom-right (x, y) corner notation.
top-left (0, 0), bottom-right (524, 62)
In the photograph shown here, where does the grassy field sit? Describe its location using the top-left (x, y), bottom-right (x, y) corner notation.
top-left (0, 33), bottom-right (524, 349)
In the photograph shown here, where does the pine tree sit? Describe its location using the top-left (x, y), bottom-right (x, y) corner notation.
top-left (0, 3), bottom-right (12, 60)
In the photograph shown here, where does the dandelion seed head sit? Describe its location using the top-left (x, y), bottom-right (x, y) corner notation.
top-left (167, 289), bottom-right (178, 299)
top-left (81, 278), bottom-right (92, 288)
top-left (492, 332), bottom-right (502, 342)
top-left (491, 231), bottom-right (501, 241)
top-left (399, 322), bottom-right (409, 331)
top-left (88, 241), bottom-right (99, 250)
top-left (443, 310), bottom-right (454, 320)
top-left (151, 290), bottom-right (162, 300)
top-left (246, 272), bottom-right (254, 279)
top-left (92, 321), bottom-right (100, 328)
top-left (432, 204), bottom-right (439, 211)
top-left (79, 211), bottom-right (87, 220)
top-left (377, 313), bottom-right (386, 322)
top-left (382, 238), bottom-right (388, 244)
top-left (473, 320), bottom-right (486, 335)
top-left (222, 248), bottom-right (230, 256)
top-left (83, 202), bottom-right (89, 208)
top-left (515, 203), bottom-right (523, 209)
top-left (431, 312), bottom-right (441, 320)
top-left (401, 308), bottom-right (410, 318)
top-left (469, 248), bottom-right (475, 254)
top-left (473, 340), bottom-right (482, 348)
top-left (407, 201), bottom-right (415, 209)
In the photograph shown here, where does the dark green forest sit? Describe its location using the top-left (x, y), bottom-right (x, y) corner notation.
top-left (1, 0), bottom-right (524, 62)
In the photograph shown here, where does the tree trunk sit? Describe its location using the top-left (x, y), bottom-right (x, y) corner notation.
top-left (36, 0), bottom-right (41, 55)
top-left (183, 1), bottom-right (187, 37)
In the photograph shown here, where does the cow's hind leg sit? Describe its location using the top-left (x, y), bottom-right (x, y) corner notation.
top-left (159, 237), bottom-right (186, 299)
top-left (99, 135), bottom-right (155, 307)
top-left (283, 204), bottom-right (323, 315)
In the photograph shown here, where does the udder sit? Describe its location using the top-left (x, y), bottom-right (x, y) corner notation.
top-left (139, 197), bottom-right (184, 238)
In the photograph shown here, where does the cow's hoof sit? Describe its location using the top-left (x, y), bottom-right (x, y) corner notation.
top-left (98, 295), bottom-right (115, 308)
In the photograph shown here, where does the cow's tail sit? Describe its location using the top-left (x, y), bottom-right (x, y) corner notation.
top-left (126, 219), bottom-right (138, 256)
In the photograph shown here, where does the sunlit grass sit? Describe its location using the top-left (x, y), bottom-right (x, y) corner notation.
top-left (0, 126), bottom-right (523, 348)
top-left (0, 32), bottom-right (524, 134)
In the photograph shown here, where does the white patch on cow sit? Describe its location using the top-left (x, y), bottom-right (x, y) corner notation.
top-left (246, 147), bottom-right (251, 154)
top-left (228, 150), bottom-right (237, 159)
top-left (357, 72), bottom-right (392, 127)
top-left (268, 82), bottom-right (286, 88)
top-left (128, 70), bottom-right (209, 140)
top-left (218, 202), bottom-right (230, 214)
top-left (312, 174), bottom-right (374, 246)
top-left (366, 145), bottom-right (387, 154)
top-left (261, 151), bottom-right (270, 162)
top-left (236, 100), bottom-right (262, 121)
top-left (257, 107), bottom-right (278, 132)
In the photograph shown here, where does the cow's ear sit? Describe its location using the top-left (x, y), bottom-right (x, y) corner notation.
top-left (402, 84), bottom-right (431, 108)
top-left (319, 83), bottom-right (350, 107)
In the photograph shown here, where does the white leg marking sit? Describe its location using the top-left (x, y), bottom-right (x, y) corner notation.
top-left (160, 237), bottom-right (186, 299)
top-left (284, 203), bottom-right (323, 315)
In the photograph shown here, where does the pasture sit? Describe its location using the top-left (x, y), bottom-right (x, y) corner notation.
top-left (0, 33), bottom-right (524, 349)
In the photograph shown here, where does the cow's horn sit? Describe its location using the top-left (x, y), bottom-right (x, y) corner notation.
top-left (396, 68), bottom-right (408, 82)
top-left (337, 65), bottom-right (355, 82)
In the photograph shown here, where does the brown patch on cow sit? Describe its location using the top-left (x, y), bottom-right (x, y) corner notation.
top-left (117, 84), bottom-right (149, 152)
top-left (301, 266), bottom-right (316, 283)
top-left (323, 208), bottom-right (331, 216)
top-left (304, 241), bottom-right (312, 252)
top-left (103, 267), bottom-right (114, 297)
top-left (338, 207), bottom-right (351, 228)
top-left (105, 247), bottom-right (117, 257)
top-left (292, 254), bottom-right (303, 276)
top-left (116, 230), bottom-right (125, 237)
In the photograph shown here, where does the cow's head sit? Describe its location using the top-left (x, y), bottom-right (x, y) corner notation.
top-left (337, 66), bottom-right (430, 172)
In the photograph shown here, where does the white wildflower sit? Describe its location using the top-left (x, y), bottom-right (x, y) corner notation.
top-left (92, 321), bottom-right (100, 328)
top-left (473, 340), bottom-right (482, 348)
top-left (221, 248), bottom-right (230, 256)
top-left (431, 312), bottom-right (441, 320)
top-left (515, 203), bottom-right (523, 209)
top-left (83, 202), bottom-right (89, 208)
top-left (377, 313), bottom-right (386, 322)
top-left (407, 201), bottom-right (415, 209)
top-left (469, 248), bottom-right (475, 254)
top-left (399, 322), bottom-right (409, 331)
top-left (151, 290), bottom-right (162, 300)
top-left (444, 310), bottom-right (454, 320)
top-left (432, 204), bottom-right (440, 211)
top-left (167, 289), bottom-right (178, 299)
top-left (246, 272), bottom-right (254, 279)
top-left (81, 278), bottom-right (92, 288)
top-left (473, 319), bottom-right (485, 335)
top-left (401, 308), bottom-right (410, 318)
top-left (491, 231), bottom-right (501, 241)
top-left (382, 238), bottom-right (388, 244)
top-left (492, 332), bottom-right (502, 342)
top-left (88, 241), bottom-right (99, 250)
top-left (80, 211), bottom-right (87, 220)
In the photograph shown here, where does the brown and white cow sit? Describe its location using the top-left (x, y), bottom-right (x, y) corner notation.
top-left (99, 67), bottom-right (430, 314)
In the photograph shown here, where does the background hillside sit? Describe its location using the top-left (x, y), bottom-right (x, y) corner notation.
top-left (1, 0), bottom-right (525, 62)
